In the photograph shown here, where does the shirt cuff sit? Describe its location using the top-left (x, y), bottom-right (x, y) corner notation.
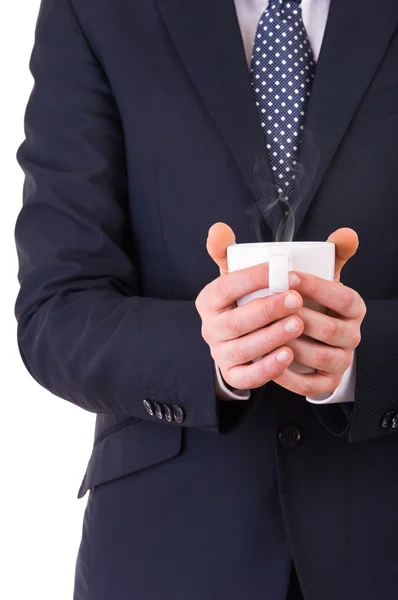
top-left (306, 351), bottom-right (356, 405)
top-left (214, 361), bottom-right (251, 400)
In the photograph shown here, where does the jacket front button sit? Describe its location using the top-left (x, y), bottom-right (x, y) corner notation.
top-left (153, 402), bottom-right (163, 420)
top-left (163, 405), bottom-right (173, 423)
top-left (278, 425), bottom-right (302, 448)
top-left (143, 399), bottom-right (154, 417)
top-left (380, 411), bottom-right (396, 429)
top-left (173, 405), bottom-right (185, 424)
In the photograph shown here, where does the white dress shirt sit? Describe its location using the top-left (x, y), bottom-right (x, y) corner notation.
top-left (214, 0), bottom-right (356, 404)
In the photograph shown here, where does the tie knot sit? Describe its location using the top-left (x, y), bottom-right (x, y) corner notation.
top-left (269, 0), bottom-right (302, 13)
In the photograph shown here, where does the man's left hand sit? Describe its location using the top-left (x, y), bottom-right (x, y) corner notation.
top-left (273, 229), bottom-right (367, 397)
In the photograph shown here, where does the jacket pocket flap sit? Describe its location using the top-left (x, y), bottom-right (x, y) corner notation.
top-left (78, 420), bottom-right (182, 498)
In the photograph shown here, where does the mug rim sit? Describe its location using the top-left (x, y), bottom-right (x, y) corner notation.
top-left (228, 241), bottom-right (335, 250)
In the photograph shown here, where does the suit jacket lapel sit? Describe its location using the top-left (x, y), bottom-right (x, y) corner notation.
top-left (156, 0), bottom-right (398, 240)
top-left (292, 0), bottom-right (398, 236)
top-left (156, 0), bottom-right (283, 236)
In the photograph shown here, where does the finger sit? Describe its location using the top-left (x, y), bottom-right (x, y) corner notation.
top-left (199, 262), bottom-right (274, 312)
top-left (287, 337), bottom-right (351, 375)
top-left (212, 290), bottom-right (303, 341)
top-left (226, 346), bottom-right (294, 390)
top-left (289, 272), bottom-right (365, 319)
top-left (273, 367), bottom-right (341, 397)
top-left (218, 315), bottom-right (304, 366)
top-left (206, 223), bottom-right (236, 276)
top-left (327, 228), bottom-right (359, 282)
top-left (297, 306), bottom-right (360, 349)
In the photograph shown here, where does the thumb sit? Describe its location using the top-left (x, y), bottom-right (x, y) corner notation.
top-left (327, 228), bottom-right (359, 282)
top-left (206, 222), bottom-right (236, 276)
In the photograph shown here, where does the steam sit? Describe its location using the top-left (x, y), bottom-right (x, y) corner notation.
top-left (246, 131), bottom-right (320, 243)
top-left (274, 197), bottom-right (296, 243)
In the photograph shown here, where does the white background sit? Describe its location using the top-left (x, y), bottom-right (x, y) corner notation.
top-left (1, 2), bottom-right (95, 598)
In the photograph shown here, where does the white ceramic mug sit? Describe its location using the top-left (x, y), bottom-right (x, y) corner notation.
top-left (227, 241), bottom-right (335, 373)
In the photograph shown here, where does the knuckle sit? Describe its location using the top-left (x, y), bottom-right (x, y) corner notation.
top-left (226, 341), bottom-right (247, 365)
top-left (330, 373), bottom-right (343, 391)
top-left (338, 287), bottom-right (355, 313)
top-left (336, 349), bottom-right (350, 372)
top-left (195, 290), bottom-right (204, 313)
top-left (252, 335), bottom-right (270, 359)
top-left (297, 381), bottom-right (316, 397)
top-left (259, 299), bottom-right (275, 324)
top-left (197, 282), bottom-right (220, 313)
top-left (358, 299), bottom-right (367, 320)
top-left (240, 373), bottom-right (256, 390)
top-left (209, 346), bottom-right (219, 363)
top-left (265, 328), bottom-right (282, 352)
top-left (352, 329), bottom-right (362, 348)
top-left (342, 352), bottom-right (353, 372)
top-left (221, 368), bottom-right (237, 389)
top-left (314, 348), bottom-right (332, 370)
top-left (299, 374), bottom-right (341, 397)
top-left (226, 313), bottom-right (245, 338)
top-left (239, 360), bottom-right (272, 390)
top-left (259, 358), bottom-right (279, 383)
top-left (322, 320), bottom-right (339, 343)
top-left (247, 267), bottom-right (264, 292)
top-left (230, 368), bottom-right (256, 390)
top-left (309, 278), bottom-right (322, 297)
top-left (217, 276), bottom-right (236, 304)
top-left (200, 322), bottom-right (211, 343)
top-left (211, 313), bottom-right (226, 340)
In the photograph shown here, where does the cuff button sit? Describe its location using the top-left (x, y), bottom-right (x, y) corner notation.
top-left (143, 399), bottom-right (154, 417)
top-left (173, 405), bottom-right (185, 424)
top-left (153, 402), bottom-right (164, 420)
top-left (163, 405), bottom-right (173, 423)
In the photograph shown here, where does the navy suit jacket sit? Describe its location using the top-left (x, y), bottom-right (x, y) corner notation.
top-left (15, 0), bottom-right (398, 598)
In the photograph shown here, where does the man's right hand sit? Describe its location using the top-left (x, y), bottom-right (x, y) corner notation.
top-left (195, 253), bottom-right (304, 391)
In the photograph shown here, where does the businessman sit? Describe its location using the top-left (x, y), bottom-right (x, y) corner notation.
top-left (15, 0), bottom-right (398, 598)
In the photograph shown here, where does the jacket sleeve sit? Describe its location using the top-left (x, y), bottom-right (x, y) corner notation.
top-left (14, 0), bottom-right (253, 432)
top-left (311, 298), bottom-right (398, 443)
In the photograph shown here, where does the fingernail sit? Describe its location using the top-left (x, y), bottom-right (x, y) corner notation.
top-left (284, 318), bottom-right (300, 333)
top-left (289, 273), bottom-right (301, 287)
top-left (277, 350), bottom-right (291, 363)
top-left (284, 293), bottom-right (300, 309)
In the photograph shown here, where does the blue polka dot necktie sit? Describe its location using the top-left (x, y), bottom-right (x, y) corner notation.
top-left (250, 0), bottom-right (315, 203)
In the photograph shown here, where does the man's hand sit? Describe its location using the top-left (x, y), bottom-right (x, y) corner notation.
top-left (273, 228), bottom-right (366, 397)
top-left (195, 224), bottom-right (304, 390)
top-left (197, 223), bottom-right (366, 395)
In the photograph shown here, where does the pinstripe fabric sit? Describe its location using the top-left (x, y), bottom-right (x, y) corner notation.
top-left (15, 0), bottom-right (398, 598)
